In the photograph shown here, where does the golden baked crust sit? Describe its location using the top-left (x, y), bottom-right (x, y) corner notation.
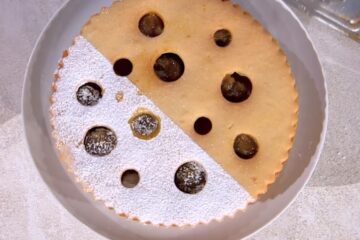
top-left (81, 0), bottom-right (298, 198)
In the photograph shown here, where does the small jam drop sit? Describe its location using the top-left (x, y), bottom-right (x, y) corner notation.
top-left (175, 161), bottom-right (207, 194)
top-left (233, 134), bottom-right (258, 159)
top-left (76, 82), bottom-right (102, 106)
top-left (114, 58), bottom-right (133, 76)
top-left (138, 13), bottom-right (164, 37)
top-left (84, 127), bottom-right (117, 156)
top-left (129, 111), bottom-right (161, 140)
top-left (154, 53), bottom-right (185, 82)
top-left (194, 117), bottom-right (212, 135)
top-left (221, 72), bottom-right (252, 103)
top-left (121, 169), bottom-right (140, 188)
top-left (214, 29), bottom-right (232, 47)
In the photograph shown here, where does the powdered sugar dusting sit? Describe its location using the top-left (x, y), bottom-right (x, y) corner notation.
top-left (50, 36), bottom-right (252, 226)
top-left (129, 113), bottom-right (159, 138)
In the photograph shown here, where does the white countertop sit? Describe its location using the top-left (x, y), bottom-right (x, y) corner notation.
top-left (0, 0), bottom-right (359, 239)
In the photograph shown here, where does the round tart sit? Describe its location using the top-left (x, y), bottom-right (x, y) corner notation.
top-left (50, 0), bottom-right (298, 227)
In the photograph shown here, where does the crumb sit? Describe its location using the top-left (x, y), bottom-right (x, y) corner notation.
top-left (54, 73), bottom-right (60, 81)
top-left (62, 50), bottom-right (69, 58)
top-left (116, 91), bottom-right (124, 102)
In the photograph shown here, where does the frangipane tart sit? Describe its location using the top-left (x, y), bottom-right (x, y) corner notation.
top-left (50, 0), bottom-right (298, 227)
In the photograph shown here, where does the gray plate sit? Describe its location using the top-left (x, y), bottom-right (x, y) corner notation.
top-left (22, 0), bottom-right (327, 239)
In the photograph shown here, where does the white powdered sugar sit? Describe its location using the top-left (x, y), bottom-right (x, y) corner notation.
top-left (51, 36), bottom-right (252, 226)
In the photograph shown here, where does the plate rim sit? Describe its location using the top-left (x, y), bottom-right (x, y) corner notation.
top-left (21, 0), bottom-right (328, 239)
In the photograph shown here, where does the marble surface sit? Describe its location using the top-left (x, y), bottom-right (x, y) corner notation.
top-left (0, 0), bottom-right (359, 239)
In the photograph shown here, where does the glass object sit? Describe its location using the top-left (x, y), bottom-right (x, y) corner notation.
top-left (284, 0), bottom-right (360, 41)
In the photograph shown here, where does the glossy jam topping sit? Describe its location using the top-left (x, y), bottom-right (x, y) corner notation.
top-left (233, 134), bottom-right (258, 159)
top-left (138, 12), bottom-right (164, 37)
top-left (221, 72), bottom-right (252, 103)
top-left (154, 53), bottom-right (184, 82)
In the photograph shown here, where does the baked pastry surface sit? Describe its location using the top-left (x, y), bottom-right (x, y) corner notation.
top-left (50, 0), bottom-right (298, 226)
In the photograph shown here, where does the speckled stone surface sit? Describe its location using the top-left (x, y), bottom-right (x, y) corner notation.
top-left (0, 1), bottom-right (359, 239)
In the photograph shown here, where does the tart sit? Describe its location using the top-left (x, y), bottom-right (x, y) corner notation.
top-left (50, 0), bottom-right (298, 227)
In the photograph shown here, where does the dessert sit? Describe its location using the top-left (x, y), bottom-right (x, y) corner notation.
top-left (50, 0), bottom-right (298, 227)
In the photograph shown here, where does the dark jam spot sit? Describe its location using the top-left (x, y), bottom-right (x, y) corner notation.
top-left (221, 72), bottom-right (252, 103)
top-left (233, 134), bottom-right (258, 159)
top-left (84, 127), bottom-right (117, 156)
top-left (129, 112), bottom-right (160, 140)
top-left (76, 82), bottom-right (102, 106)
top-left (214, 29), bottom-right (232, 47)
top-left (113, 58), bottom-right (133, 76)
top-left (154, 53), bottom-right (184, 82)
top-left (194, 117), bottom-right (212, 135)
top-left (121, 169), bottom-right (140, 188)
top-left (175, 161), bottom-right (207, 194)
top-left (138, 12), bottom-right (164, 37)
